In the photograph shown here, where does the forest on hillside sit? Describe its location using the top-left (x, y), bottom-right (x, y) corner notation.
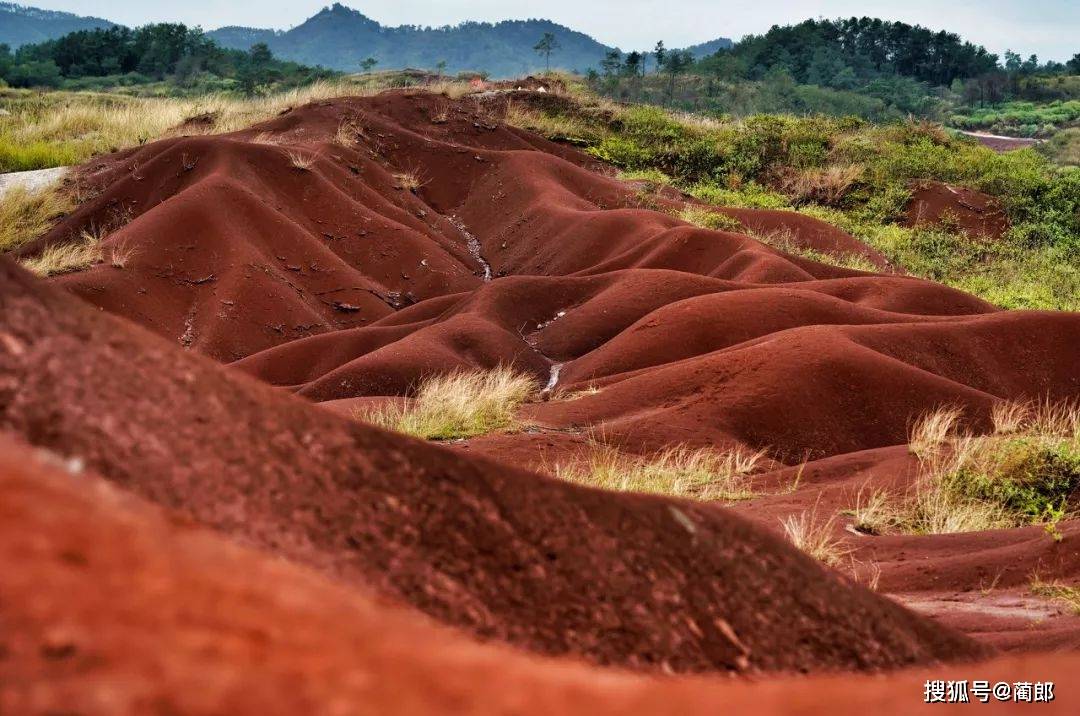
top-left (0, 24), bottom-right (333, 93)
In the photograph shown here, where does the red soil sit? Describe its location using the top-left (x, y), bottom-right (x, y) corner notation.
top-left (0, 258), bottom-right (986, 675)
top-left (5, 88), bottom-right (1080, 708)
top-left (1, 437), bottom-right (1073, 716)
top-left (959, 130), bottom-right (1041, 153)
top-left (904, 180), bottom-right (1010, 239)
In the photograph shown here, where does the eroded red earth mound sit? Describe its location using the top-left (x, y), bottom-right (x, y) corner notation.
top-left (1, 436), bottom-right (1072, 715)
top-left (904, 180), bottom-right (1010, 239)
top-left (5, 89), bottom-right (1080, 711)
top-left (0, 259), bottom-right (985, 676)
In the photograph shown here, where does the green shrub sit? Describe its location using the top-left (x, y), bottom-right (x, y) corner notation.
top-left (945, 438), bottom-right (1080, 522)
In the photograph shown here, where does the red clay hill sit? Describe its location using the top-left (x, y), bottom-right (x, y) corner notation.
top-left (4, 87), bottom-right (1080, 711)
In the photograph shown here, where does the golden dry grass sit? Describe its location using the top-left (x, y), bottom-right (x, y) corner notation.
top-left (393, 170), bottom-right (425, 192)
top-left (286, 149), bottom-right (317, 171)
top-left (782, 164), bottom-right (864, 206)
top-left (19, 228), bottom-right (103, 276)
top-left (503, 101), bottom-right (600, 143)
top-left (0, 80), bottom-right (369, 173)
top-left (0, 182), bottom-right (74, 252)
top-left (908, 405), bottom-right (963, 459)
top-left (555, 440), bottom-right (763, 502)
top-left (845, 488), bottom-right (898, 535)
top-left (430, 104), bottom-right (451, 124)
top-left (105, 238), bottom-right (137, 269)
top-left (354, 366), bottom-right (536, 440)
top-left (333, 121), bottom-right (367, 148)
top-left (425, 80), bottom-right (476, 101)
top-left (779, 507), bottom-right (849, 567)
top-left (850, 402), bottom-right (1080, 536)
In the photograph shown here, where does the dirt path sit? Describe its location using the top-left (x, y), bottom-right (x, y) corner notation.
top-left (958, 130), bottom-right (1040, 152)
top-left (0, 166), bottom-right (67, 197)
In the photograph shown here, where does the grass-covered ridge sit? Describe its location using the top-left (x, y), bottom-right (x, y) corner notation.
top-left (0, 80), bottom-right (377, 173)
top-left (506, 90), bottom-right (1079, 310)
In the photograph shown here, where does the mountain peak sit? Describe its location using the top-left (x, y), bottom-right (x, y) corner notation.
top-left (306, 3), bottom-right (378, 28)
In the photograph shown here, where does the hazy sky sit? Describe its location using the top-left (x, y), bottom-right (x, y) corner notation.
top-left (31, 1), bottom-right (1080, 61)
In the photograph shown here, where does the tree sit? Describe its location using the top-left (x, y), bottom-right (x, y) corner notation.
top-left (361, 57), bottom-right (378, 74)
top-left (236, 43), bottom-right (279, 96)
top-left (1004, 50), bottom-right (1022, 73)
top-left (662, 49), bottom-right (692, 104)
top-left (600, 49), bottom-right (622, 77)
top-left (1069, 53), bottom-right (1080, 74)
top-left (435, 59), bottom-right (446, 79)
top-left (533, 32), bottom-right (560, 72)
top-left (653, 41), bottom-right (666, 75)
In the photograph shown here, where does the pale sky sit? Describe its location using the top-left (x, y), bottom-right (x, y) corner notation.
top-left (29, 0), bottom-right (1080, 62)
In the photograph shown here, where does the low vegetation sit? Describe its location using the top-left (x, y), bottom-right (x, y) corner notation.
top-left (286, 150), bottom-right (317, 171)
top-left (19, 230), bottom-right (103, 276)
top-left (393, 171), bottom-right (426, 192)
top-left (506, 94), bottom-right (1079, 310)
top-left (844, 402), bottom-right (1080, 536)
top-left (554, 440), bottom-right (764, 502)
top-left (780, 506), bottom-right (848, 567)
top-left (0, 182), bottom-right (74, 252)
top-left (0, 80), bottom-right (370, 172)
top-left (950, 100), bottom-right (1080, 138)
top-left (743, 225), bottom-right (879, 272)
top-left (354, 366), bottom-right (536, 440)
top-left (1031, 578), bottom-right (1080, 614)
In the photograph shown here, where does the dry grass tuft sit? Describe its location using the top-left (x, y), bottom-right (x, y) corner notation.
top-left (286, 149), bottom-right (317, 171)
top-left (856, 401), bottom-right (1080, 536)
top-left (503, 101), bottom-right (599, 143)
top-left (106, 238), bottom-right (137, 269)
top-left (250, 132), bottom-right (280, 145)
top-left (909, 405), bottom-right (963, 459)
top-left (0, 80), bottom-right (371, 173)
top-left (423, 81), bottom-right (475, 100)
top-left (782, 164), bottom-right (864, 206)
top-left (845, 488), bottom-right (899, 535)
top-left (903, 476), bottom-right (1013, 534)
top-left (991, 400), bottom-right (1031, 435)
top-left (1031, 578), bottom-right (1080, 614)
top-left (553, 384), bottom-right (602, 401)
top-left (430, 104), bottom-right (451, 124)
top-left (393, 170), bottom-right (425, 192)
top-left (555, 440), bottom-right (763, 502)
top-left (20, 228), bottom-right (103, 276)
top-left (334, 121), bottom-right (368, 148)
top-left (780, 507), bottom-right (849, 567)
top-left (678, 206), bottom-right (744, 232)
top-left (354, 366), bottom-right (536, 440)
top-left (0, 182), bottom-right (75, 252)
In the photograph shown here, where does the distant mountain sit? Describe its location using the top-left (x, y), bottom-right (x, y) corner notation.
top-left (683, 37), bottom-right (734, 58)
top-left (0, 2), bottom-right (113, 48)
top-left (207, 4), bottom-right (609, 76)
top-left (203, 26), bottom-right (280, 51)
top-left (207, 3), bottom-right (732, 77)
top-left (1, 2), bottom-right (732, 77)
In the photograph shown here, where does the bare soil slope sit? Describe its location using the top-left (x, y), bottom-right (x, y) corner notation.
top-left (5, 88), bottom-right (1080, 708)
top-left (0, 258), bottom-right (986, 675)
top-left (1, 437), bottom-right (1070, 716)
